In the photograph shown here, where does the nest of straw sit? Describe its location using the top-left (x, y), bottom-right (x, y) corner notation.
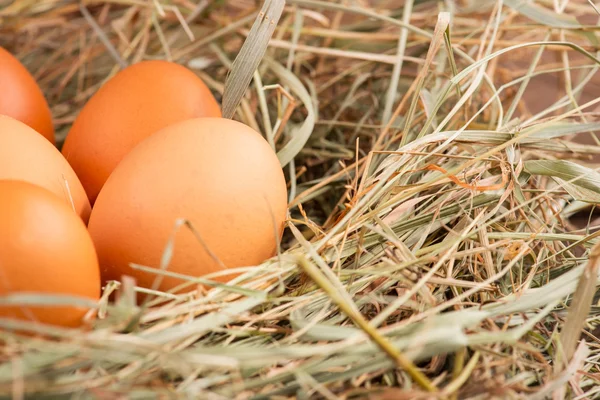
top-left (3, 0), bottom-right (600, 398)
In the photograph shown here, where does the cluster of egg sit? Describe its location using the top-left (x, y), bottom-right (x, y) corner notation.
top-left (0, 48), bottom-right (288, 329)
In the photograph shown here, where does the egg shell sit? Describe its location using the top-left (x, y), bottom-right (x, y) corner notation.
top-left (88, 118), bottom-right (288, 293)
top-left (0, 180), bottom-right (100, 328)
top-left (0, 115), bottom-right (91, 223)
top-left (61, 60), bottom-right (222, 204)
top-left (0, 47), bottom-right (55, 143)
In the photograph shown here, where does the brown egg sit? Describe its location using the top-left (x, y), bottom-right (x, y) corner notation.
top-left (61, 60), bottom-right (222, 204)
top-left (88, 118), bottom-right (288, 294)
top-left (0, 115), bottom-right (91, 223)
top-left (0, 47), bottom-right (55, 144)
top-left (0, 180), bottom-right (100, 329)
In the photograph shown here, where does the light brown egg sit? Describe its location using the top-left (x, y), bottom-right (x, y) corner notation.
top-left (61, 60), bottom-right (222, 204)
top-left (0, 180), bottom-right (100, 329)
top-left (0, 47), bottom-right (55, 143)
top-left (88, 118), bottom-right (288, 294)
top-left (0, 115), bottom-right (91, 223)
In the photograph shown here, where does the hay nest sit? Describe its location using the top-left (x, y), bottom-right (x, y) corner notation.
top-left (2, 0), bottom-right (600, 398)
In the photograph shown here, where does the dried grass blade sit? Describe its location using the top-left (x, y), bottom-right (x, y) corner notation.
top-left (381, 0), bottom-right (413, 124)
top-left (141, 295), bottom-right (266, 344)
top-left (400, 12), bottom-right (449, 146)
top-left (294, 255), bottom-right (437, 392)
top-left (221, 0), bottom-right (286, 119)
top-left (559, 243), bottom-right (600, 365)
top-left (504, 0), bottom-right (583, 28)
top-left (266, 58), bottom-right (316, 167)
top-left (443, 23), bottom-right (461, 101)
top-left (524, 160), bottom-right (600, 194)
top-left (80, 4), bottom-right (127, 69)
top-left (532, 341), bottom-right (591, 400)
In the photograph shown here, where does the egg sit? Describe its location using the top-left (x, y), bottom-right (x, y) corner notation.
top-left (61, 60), bottom-right (222, 204)
top-left (88, 118), bottom-right (288, 294)
top-left (0, 180), bottom-right (100, 328)
top-left (0, 47), bottom-right (55, 144)
top-left (0, 115), bottom-right (91, 223)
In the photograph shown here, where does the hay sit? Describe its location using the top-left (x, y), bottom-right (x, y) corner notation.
top-left (3, 0), bottom-right (600, 398)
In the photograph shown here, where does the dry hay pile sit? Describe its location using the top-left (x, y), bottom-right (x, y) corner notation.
top-left (3, 0), bottom-right (600, 399)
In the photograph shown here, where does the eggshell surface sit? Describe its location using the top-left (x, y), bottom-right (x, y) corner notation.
top-left (0, 115), bottom-right (91, 223)
top-left (61, 60), bottom-right (222, 203)
top-left (0, 47), bottom-right (55, 143)
top-left (0, 180), bottom-right (100, 328)
top-left (88, 118), bottom-right (288, 293)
